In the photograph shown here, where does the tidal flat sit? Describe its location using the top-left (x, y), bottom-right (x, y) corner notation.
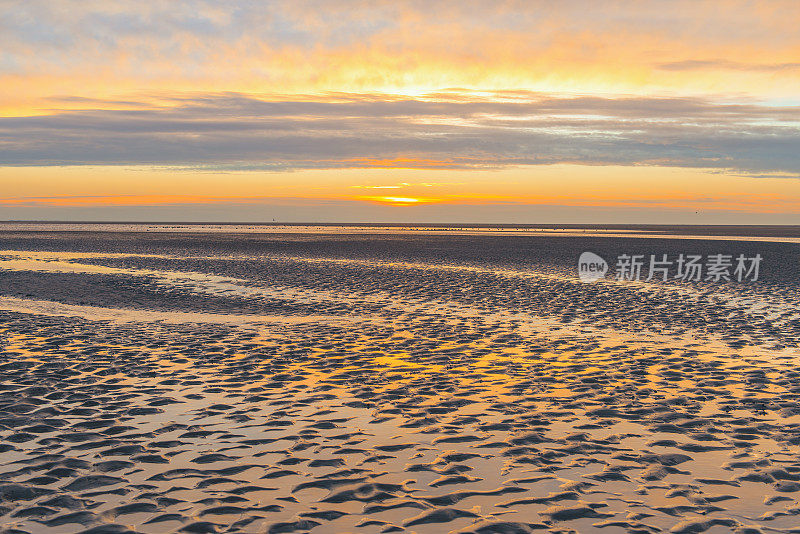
top-left (1, 226), bottom-right (800, 534)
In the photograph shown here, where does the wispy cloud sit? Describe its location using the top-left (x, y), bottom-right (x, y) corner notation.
top-left (2, 0), bottom-right (800, 115)
top-left (0, 92), bottom-right (797, 176)
top-left (658, 60), bottom-right (800, 72)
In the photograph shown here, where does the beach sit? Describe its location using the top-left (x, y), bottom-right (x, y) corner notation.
top-left (1, 225), bottom-right (800, 534)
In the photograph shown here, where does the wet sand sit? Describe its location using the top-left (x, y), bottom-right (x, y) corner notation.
top-left (1, 229), bottom-right (800, 533)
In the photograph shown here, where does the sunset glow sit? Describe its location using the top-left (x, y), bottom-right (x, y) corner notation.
top-left (3, 7), bottom-right (800, 530)
top-left (363, 197), bottom-right (428, 205)
top-left (1, 1), bottom-right (798, 222)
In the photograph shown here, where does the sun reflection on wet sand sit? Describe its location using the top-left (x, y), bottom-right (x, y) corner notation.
top-left (1, 232), bottom-right (800, 532)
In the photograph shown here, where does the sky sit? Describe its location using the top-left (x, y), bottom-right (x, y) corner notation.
top-left (1, 0), bottom-right (799, 223)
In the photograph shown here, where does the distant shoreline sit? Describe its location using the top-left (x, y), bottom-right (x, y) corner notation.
top-left (2, 221), bottom-right (800, 238)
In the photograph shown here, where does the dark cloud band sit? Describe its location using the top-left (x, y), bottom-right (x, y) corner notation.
top-left (1, 92), bottom-right (798, 176)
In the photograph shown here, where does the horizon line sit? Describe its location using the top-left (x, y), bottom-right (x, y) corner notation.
top-left (2, 220), bottom-right (800, 229)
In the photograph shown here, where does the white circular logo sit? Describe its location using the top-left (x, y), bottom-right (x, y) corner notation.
top-left (578, 251), bottom-right (608, 282)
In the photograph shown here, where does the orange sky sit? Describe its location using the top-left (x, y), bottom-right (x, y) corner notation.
top-left (1, 1), bottom-right (799, 222)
